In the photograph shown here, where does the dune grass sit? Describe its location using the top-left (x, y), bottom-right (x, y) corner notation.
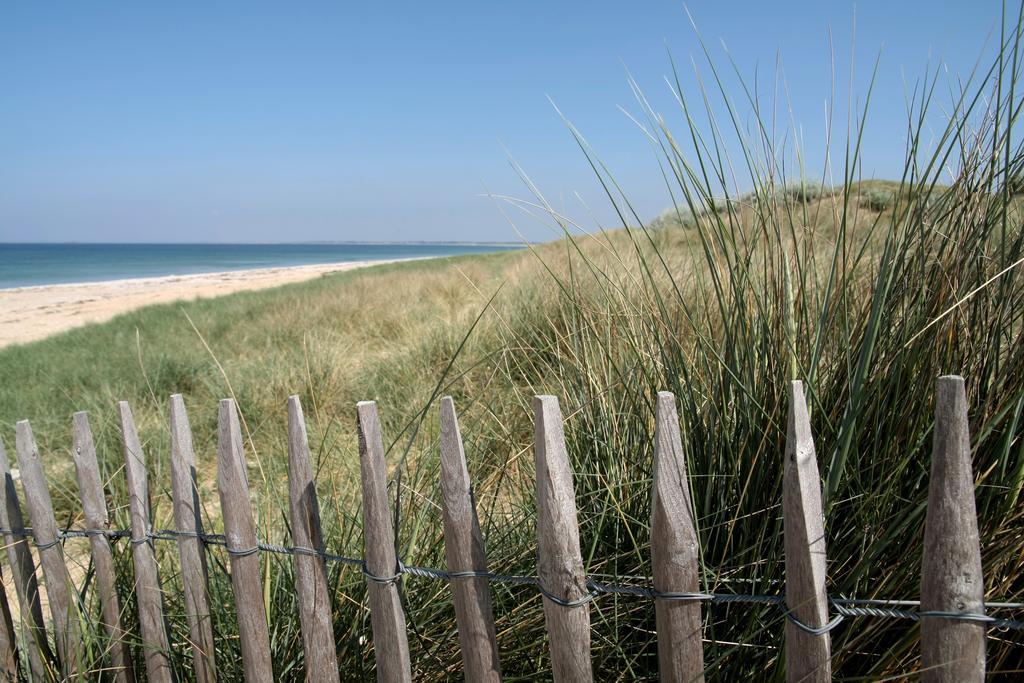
top-left (3, 9), bottom-right (1024, 681)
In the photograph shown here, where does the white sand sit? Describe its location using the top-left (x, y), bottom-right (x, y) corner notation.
top-left (0, 259), bottom-right (410, 348)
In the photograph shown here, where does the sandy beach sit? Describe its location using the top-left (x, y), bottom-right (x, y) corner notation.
top-left (0, 259), bottom-right (408, 348)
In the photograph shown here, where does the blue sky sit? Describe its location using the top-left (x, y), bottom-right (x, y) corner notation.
top-left (0, 1), bottom-right (1007, 243)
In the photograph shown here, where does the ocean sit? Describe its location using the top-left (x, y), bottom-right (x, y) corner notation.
top-left (0, 242), bottom-right (522, 289)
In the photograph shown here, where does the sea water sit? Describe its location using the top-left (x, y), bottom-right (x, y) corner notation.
top-left (0, 242), bottom-right (521, 289)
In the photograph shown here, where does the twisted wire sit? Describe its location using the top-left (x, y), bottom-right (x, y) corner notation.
top-left (1, 526), bottom-right (1020, 631)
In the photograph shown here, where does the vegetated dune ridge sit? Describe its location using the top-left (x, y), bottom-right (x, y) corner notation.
top-left (0, 171), bottom-right (1020, 680)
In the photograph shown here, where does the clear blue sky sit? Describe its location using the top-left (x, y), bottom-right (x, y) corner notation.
top-left (0, 1), bottom-right (1007, 243)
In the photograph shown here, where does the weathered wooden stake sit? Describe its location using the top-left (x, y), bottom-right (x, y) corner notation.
top-left (286, 396), bottom-right (341, 683)
top-left (651, 391), bottom-right (704, 681)
top-left (217, 399), bottom-right (273, 683)
top-left (782, 381), bottom-right (831, 683)
top-left (0, 437), bottom-right (49, 681)
top-left (15, 420), bottom-right (80, 679)
top-left (533, 396), bottom-right (592, 682)
top-left (119, 401), bottom-right (174, 682)
top-left (438, 397), bottom-right (501, 682)
top-left (169, 395), bottom-right (218, 683)
top-left (921, 375), bottom-right (985, 682)
top-left (0, 572), bottom-right (17, 681)
top-left (72, 412), bottom-right (135, 683)
top-left (356, 401), bottom-right (412, 683)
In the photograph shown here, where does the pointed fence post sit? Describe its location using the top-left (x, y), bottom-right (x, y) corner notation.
top-left (72, 412), bottom-right (135, 683)
top-left (651, 392), bottom-right (704, 681)
top-left (533, 396), bottom-right (592, 682)
top-left (169, 395), bottom-right (218, 683)
top-left (0, 437), bottom-right (50, 681)
top-left (119, 401), bottom-right (174, 682)
top-left (921, 375), bottom-right (985, 682)
top-left (356, 401), bottom-right (412, 683)
top-left (0, 573), bottom-right (17, 681)
top-left (217, 399), bottom-right (273, 683)
top-left (438, 397), bottom-right (501, 682)
top-left (782, 381), bottom-right (831, 683)
top-left (15, 420), bottom-right (80, 679)
top-left (286, 396), bottom-right (341, 683)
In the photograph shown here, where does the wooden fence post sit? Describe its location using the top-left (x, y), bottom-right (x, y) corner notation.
top-left (356, 401), bottom-right (412, 683)
top-left (921, 375), bottom-right (985, 682)
top-left (119, 401), bottom-right (174, 682)
top-left (0, 437), bottom-right (50, 681)
top-left (169, 394), bottom-right (218, 683)
top-left (438, 397), bottom-right (501, 682)
top-left (15, 420), bottom-right (80, 679)
top-left (217, 399), bottom-right (273, 683)
top-left (72, 412), bottom-right (135, 683)
top-left (0, 573), bottom-right (17, 681)
top-left (533, 396), bottom-right (592, 682)
top-left (651, 391), bottom-right (704, 681)
top-left (782, 381), bottom-right (831, 683)
top-left (286, 396), bottom-right (341, 683)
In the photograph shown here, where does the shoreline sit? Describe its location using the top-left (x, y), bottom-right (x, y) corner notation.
top-left (0, 256), bottom-right (429, 293)
top-left (0, 257), bottom-right (420, 349)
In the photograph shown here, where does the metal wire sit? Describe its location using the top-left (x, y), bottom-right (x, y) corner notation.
top-left (2, 526), bottom-right (1020, 632)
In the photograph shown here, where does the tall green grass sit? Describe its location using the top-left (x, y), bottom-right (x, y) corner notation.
top-left (2, 9), bottom-right (1023, 681)
top-left (479, 9), bottom-right (1024, 678)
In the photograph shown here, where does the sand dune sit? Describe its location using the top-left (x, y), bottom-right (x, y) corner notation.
top-left (0, 259), bottom-right (409, 348)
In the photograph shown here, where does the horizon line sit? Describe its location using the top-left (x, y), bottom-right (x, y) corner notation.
top-left (0, 239), bottom-right (530, 246)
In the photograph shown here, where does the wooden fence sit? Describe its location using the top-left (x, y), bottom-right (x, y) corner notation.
top-left (0, 375), bottom-right (1005, 681)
